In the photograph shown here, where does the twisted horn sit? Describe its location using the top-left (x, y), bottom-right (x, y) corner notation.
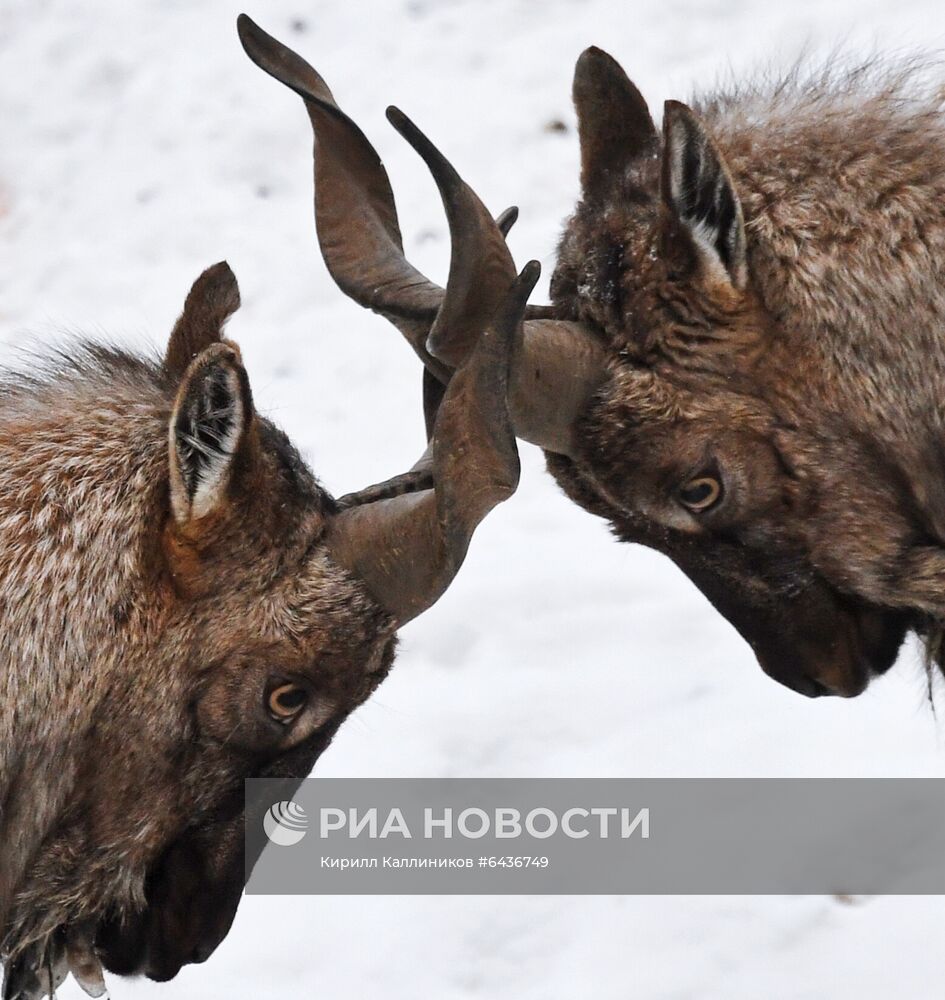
top-left (237, 14), bottom-right (448, 381)
top-left (237, 15), bottom-right (607, 459)
top-left (384, 106), bottom-right (517, 370)
top-left (386, 107), bottom-right (607, 456)
top-left (327, 264), bottom-right (537, 625)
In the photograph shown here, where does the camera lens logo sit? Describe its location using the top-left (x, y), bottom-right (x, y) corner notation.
top-left (263, 800), bottom-right (308, 846)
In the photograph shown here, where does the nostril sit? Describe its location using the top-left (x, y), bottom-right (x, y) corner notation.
top-left (802, 675), bottom-right (832, 698)
top-left (192, 943), bottom-right (216, 964)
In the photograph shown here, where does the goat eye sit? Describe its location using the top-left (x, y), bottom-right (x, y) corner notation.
top-left (266, 682), bottom-right (308, 723)
top-left (678, 475), bottom-right (722, 512)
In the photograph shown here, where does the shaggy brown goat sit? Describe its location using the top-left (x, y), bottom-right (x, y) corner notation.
top-left (242, 18), bottom-right (945, 701)
top-left (0, 216), bottom-right (532, 990)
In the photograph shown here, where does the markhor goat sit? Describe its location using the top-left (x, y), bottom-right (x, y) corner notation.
top-left (0, 237), bottom-right (531, 993)
top-left (245, 16), bottom-right (945, 700)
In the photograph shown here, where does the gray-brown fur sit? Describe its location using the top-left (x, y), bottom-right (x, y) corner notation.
top-left (0, 270), bottom-right (396, 994)
top-left (547, 51), bottom-right (945, 696)
top-left (0, 239), bottom-right (527, 995)
top-left (244, 18), bottom-right (936, 702)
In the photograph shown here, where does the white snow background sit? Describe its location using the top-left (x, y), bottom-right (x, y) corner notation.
top-left (2, 0), bottom-right (945, 996)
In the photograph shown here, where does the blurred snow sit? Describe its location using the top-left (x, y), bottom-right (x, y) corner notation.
top-left (2, 0), bottom-right (945, 997)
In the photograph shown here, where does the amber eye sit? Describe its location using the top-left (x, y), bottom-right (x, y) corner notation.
top-left (267, 682), bottom-right (308, 723)
top-left (679, 475), bottom-right (723, 512)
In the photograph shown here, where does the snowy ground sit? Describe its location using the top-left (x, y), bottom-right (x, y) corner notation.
top-left (3, 0), bottom-right (945, 996)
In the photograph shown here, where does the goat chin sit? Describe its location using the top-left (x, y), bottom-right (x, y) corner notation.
top-left (2, 927), bottom-right (107, 1000)
top-left (2, 859), bottom-right (145, 1000)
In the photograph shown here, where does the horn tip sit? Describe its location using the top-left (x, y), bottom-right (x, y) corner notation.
top-left (496, 205), bottom-right (519, 237)
top-left (515, 260), bottom-right (542, 300)
top-left (236, 12), bottom-right (275, 64)
top-left (386, 107), bottom-right (439, 171)
top-left (521, 259), bottom-right (542, 283)
top-left (386, 106), bottom-right (416, 141)
top-left (236, 12), bottom-right (261, 44)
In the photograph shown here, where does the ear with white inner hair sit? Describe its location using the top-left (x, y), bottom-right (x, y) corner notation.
top-left (661, 101), bottom-right (747, 290)
top-left (169, 343), bottom-right (254, 524)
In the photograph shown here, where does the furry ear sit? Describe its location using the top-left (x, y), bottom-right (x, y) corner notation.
top-left (168, 344), bottom-right (254, 524)
top-left (661, 101), bottom-right (747, 289)
top-left (165, 262), bottom-right (242, 379)
top-left (573, 46), bottom-right (657, 198)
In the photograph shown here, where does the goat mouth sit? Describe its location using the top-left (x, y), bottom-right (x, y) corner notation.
top-left (799, 669), bottom-right (869, 699)
top-left (760, 602), bottom-right (908, 699)
top-left (827, 604), bottom-right (910, 696)
top-left (770, 665), bottom-right (868, 699)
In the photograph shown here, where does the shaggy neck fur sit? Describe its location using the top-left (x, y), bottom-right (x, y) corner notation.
top-left (0, 347), bottom-right (391, 972)
top-left (0, 350), bottom-right (173, 939)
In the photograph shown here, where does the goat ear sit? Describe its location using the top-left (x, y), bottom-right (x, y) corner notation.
top-left (573, 46), bottom-right (657, 198)
top-left (661, 101), bottom-right (747, 290)
top-left (165, 262), bottom-right (242, 379)
top-left (168, 344), bottom-right (255, 525)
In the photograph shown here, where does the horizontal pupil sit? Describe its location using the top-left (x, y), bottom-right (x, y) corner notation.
top-left (684, 482), bottom-right (713, 503)
top-left (273, 686), bottom-right (306, 712)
